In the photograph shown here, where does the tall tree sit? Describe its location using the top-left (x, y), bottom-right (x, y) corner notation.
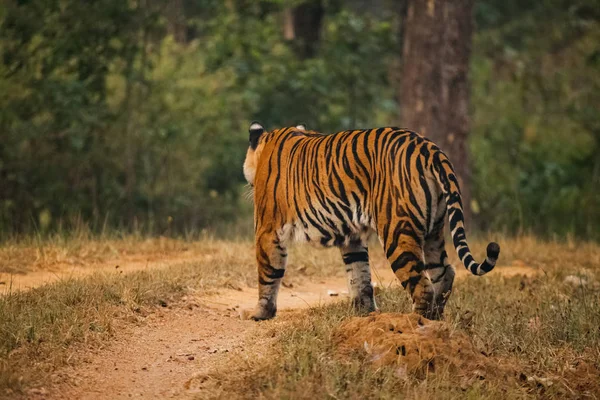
top-left (165, 0), bottom-right (187, 43)
top-left (399, 0), bottom-right (474, 223)
top-left (283, 0), bottom-right (324, 59)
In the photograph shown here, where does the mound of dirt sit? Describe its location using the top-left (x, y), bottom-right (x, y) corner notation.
top-left (334, 313), bottom-right (489, 379)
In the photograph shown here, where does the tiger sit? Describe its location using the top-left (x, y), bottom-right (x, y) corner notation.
top-left (243, 122), bottom-right (500, 321)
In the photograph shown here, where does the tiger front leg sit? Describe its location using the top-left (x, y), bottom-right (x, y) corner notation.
top-left (251, 233), bottom-right (288, 321)
top-left (340, 240), bottom-right (376, 313)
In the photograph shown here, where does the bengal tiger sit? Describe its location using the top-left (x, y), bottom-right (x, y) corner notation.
top-left (243, 122), bottom-right (499, 321)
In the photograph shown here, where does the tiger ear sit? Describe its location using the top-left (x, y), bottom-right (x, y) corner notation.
top-left (249, 121), bottom-right (265, 150)
top-left (296, 124), bottom-right (307, 131)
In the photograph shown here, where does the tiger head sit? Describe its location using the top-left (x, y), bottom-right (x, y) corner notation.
top-left (243, 122), bottom-right (307, 186)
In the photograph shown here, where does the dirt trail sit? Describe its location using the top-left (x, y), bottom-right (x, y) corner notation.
top-left (0, 253), bottom-right (206, 294)
top-left (1, 247), bottom-right (535, 296)
top-left (56, 306), bottom-right (257, 399)
top-left (50, 274), bottom-right (360, 399)
top-left (25, 257), bottom-right (537, 399)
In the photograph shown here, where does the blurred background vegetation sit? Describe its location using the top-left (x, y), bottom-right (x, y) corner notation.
top-left (0, 0), bottom-right (598, 239)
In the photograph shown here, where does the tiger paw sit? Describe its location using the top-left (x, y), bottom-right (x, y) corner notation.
top-left (250, 303), bottom-right (277, 321)
top-left (352, 296), bottom-right (377, 314)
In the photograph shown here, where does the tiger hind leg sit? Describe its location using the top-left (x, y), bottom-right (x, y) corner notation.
top-left (423, 223), bottom-right (455, 320)
top-left (340, 240), bottom-right (376, 313)
top-left (383, 226), bottom-right (434, 317)
top-left (251, 232), bottom-right (288, 321)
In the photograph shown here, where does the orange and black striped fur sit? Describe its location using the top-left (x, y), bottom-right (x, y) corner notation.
top-left (243, 122), bottom-right (500, 321)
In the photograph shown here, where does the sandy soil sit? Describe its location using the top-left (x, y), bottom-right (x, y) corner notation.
top-left (18, 255), bottom-right (538, 399)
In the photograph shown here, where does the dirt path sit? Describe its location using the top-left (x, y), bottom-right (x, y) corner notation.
top-left (27, 258), bottom-right (537, 399)
top-left (56, 305), bottom-right (257, 399)
top-left (0, 253), bottom-right (206, 294)
top-left (50, 275), bottom-right (362, 399)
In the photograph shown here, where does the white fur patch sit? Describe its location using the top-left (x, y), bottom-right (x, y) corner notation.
top-left (250, 122), bottom-right (264, 131)
top-left (243, 163), bottom-right (255, 185)
top-left (243, 151), bottom-right (256, 185)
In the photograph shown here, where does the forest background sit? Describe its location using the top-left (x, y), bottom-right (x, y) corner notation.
top-left (1, 0), bottom-right (598, 239)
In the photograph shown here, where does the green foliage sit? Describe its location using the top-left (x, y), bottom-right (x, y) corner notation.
top-left (0, 0), bottom-right (598, 238)
top-left (0, 0), bottom-right (396, 235)
top-left (246, 10), bottom-right (396, 131)
top-left (471, 0), bottom-right (600, 237)
top-left (0, 0), bottom-right (251, 234)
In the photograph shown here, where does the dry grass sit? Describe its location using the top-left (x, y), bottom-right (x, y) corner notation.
top-left (0, 237), bottom-right (258, 397)
top-left (0, 234), bottom-right (599, 399)
top-left (0, 234), bottom-right (210, 275)
top-left (212, 278), bottom-right (600, 398)
top-left (204, 235), bottom-right (600, 399)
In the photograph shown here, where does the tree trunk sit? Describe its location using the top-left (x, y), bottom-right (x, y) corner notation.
top-left (283, 7), bottom-right (295, 41)
top-left (400, 0), bottom-right (474, 224)
top-left (283, 0), bottom-right (324, 59)
top-left (165, 0), bottom-right (187, 43)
